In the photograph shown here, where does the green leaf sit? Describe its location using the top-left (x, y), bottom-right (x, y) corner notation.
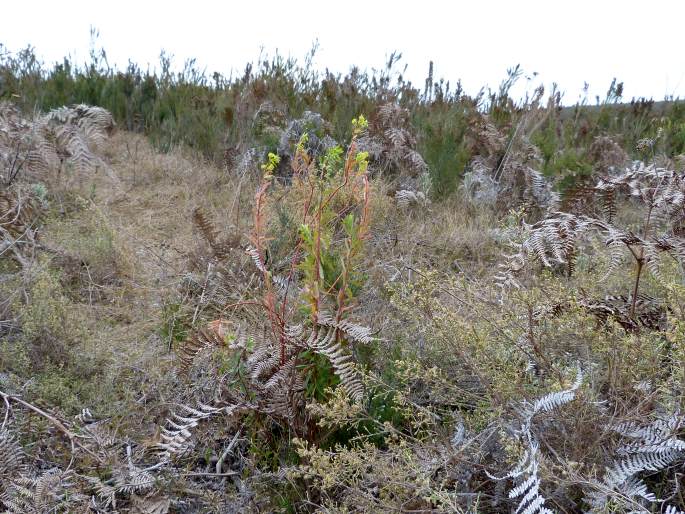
top-left (299, 224), bottom-right (313, 246)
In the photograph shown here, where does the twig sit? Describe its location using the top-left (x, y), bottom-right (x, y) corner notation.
top-left (179, 471), bottom-right (239, 477)
top-left (192, 261), bottom-right (213, 325)
top-left (0, 390), bottom-right (100, 460)
top-left (216, 430), bottom-right (242, 474)
top-left (1, 394), bottom-right (10, 430)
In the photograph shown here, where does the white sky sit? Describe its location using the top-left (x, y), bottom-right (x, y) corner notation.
top-left (2, 0), bottom-right (684, 104)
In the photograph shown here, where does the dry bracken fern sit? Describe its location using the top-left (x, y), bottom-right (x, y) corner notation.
top-left (0, 101), bottom-right (114, 184)
top-left (177, 319), bottom-right (233, 376)
top-left (358, 102), bottom-right (428, 180)
top-left (0, 428), bottom-right (25, 502)
top-left (585, 413), bottom-right (685, 511)
top-left (498, 163), bottom-right (685, 301)
top-left (1, 468), bottom-right (80, 513)
top-left (192, 207), bottom-right (239, 261)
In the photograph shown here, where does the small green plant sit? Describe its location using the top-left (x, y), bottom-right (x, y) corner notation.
top-left (159, 299), bottom-right (191, 349)
top-left (161, 118), bottom-right (376, 478)
top-left (250, 116), bottom-right (372, 388)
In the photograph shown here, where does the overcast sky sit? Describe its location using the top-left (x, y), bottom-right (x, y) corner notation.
top-left (2, 0), bottom-right (684, 104)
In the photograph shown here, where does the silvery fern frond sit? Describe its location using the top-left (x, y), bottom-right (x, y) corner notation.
top-left (157, 403), bottom-right (236, 460)
top-left (307, 325), bottom-right (365, 402)
top-left (487, 440), bottom-right (554, 514)
top-left (316, 312), bottom-right (378, 344)
top-left (245, 245), bottom-right (267, 273)
top-left (1, 468), bottom-right (77, 513)
top-left (488, 371), bottom-right (582, 513)
top-left (521, 368), bottom-right (583, 426)
top-left (395, 189), bottom-right (428, 208)
top-left (585, 412), bottom-right (685, 512)
top-left (0, 102), bottom-right (113, 184)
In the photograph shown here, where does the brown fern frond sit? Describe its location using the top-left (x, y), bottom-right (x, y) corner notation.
top-left (261, 356), bottom-right (292, 391)
top-left (192, 207), bottom-right (220, 249)
top-left (1, 102), bottom-right (113, 184)
top-left (130, 493), bottom-right (171, 514)
top-left (247, 340), bottom-right (281, 383)
top-left (598, 162), bottom-right (685, 220)
top-left (0, 190), bottom-right (40, 238)
top-left (177, 319), bottom-right (233, 376)
top-left (595, 180), bottom-right (620, 220)
top-left (358, 102), bottom-right (429, 179)
top-left (462, 123), bottom-right (558, 212)
top-left (385, 127), bottom-right (408, 148)
top-left (84, 475), bottom-right (117, 509)
top-left (113, 466), bottom-right (155, 495)
top-left (43, 105), bottom-right (113, 173)
top-left (54, 123), bottom-right (95, 173)
top-left (192, 207), bottom-right (236, 261)
top-left (588, 135), bottom-right (629, 173)
top-left (0, 188), bottom-right (42, 267)
top-left (46, 104), bottom-right (115, 136)
top-left (316, 313), bottom-right (378, 344)
top-left (528, 284), bottom-right (669, 332)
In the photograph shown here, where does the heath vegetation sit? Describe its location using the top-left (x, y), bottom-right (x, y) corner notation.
top-left (1, 42), bottom-right (685, 513)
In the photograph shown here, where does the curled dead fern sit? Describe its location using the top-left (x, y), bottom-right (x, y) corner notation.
top-left (499, 163), bottom-right (685, 316)
top-left (176, 319), bottom-right (233, 376)
top-left (358, 102), bottom-right (428, 181)
top-left (1, 469), bottom-right (79, 513)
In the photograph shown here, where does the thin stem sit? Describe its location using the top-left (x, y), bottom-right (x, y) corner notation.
top-left (0, 390), bottom-right (100, 460)
top-left (630, 258), bottom-right (644, 319)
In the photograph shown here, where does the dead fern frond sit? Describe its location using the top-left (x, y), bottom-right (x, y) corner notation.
top-left (395, 189), bottom-right (429, 209)
top-left (588, 135), bottom-right (629, 173)
top-left (462, 114), bottom-right (558, 213)
top-left (0, 189), bottom-right (41, 239)
top-left (130, 493), bottom-right (171, 514)
top-left (158, 403), bottom-right (241, 460)
top-left (358, 102), bottom-right (428, 180)
top-left (1, 468), bottom-right (79, 513)
top-left (520, 368), bottom-right (583, 425)
top-left (316, 313), bottom-right (378, 345)
top-left (177, 319), bottom-right (233, 376)
top-left (488, 369), bottom-right (582, 513)
top-left (585, 412), bottom-right (685, 511)
top-left (499, 164), bottom-right (685, 314)
top-left (0, 102), bottom-right (113, 184)
top-left (192, 207), bottom-right (237, 261)
top-left (45, 104), bottom-right (115, 138)
top-left (84, 475), bottom-right (117, 509)
top-left (487, 440), bottom-right (554, 514)
top-left (113, 466), bottom-right (155, 495)
top-left (306, 323), bottom-right (365, 402)
top-left (246, 245), bottom-right (267, 274)
top-left (0, 428), bottom-right (25, 499)
top-left (0, 188), bottom-right (41, 267)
